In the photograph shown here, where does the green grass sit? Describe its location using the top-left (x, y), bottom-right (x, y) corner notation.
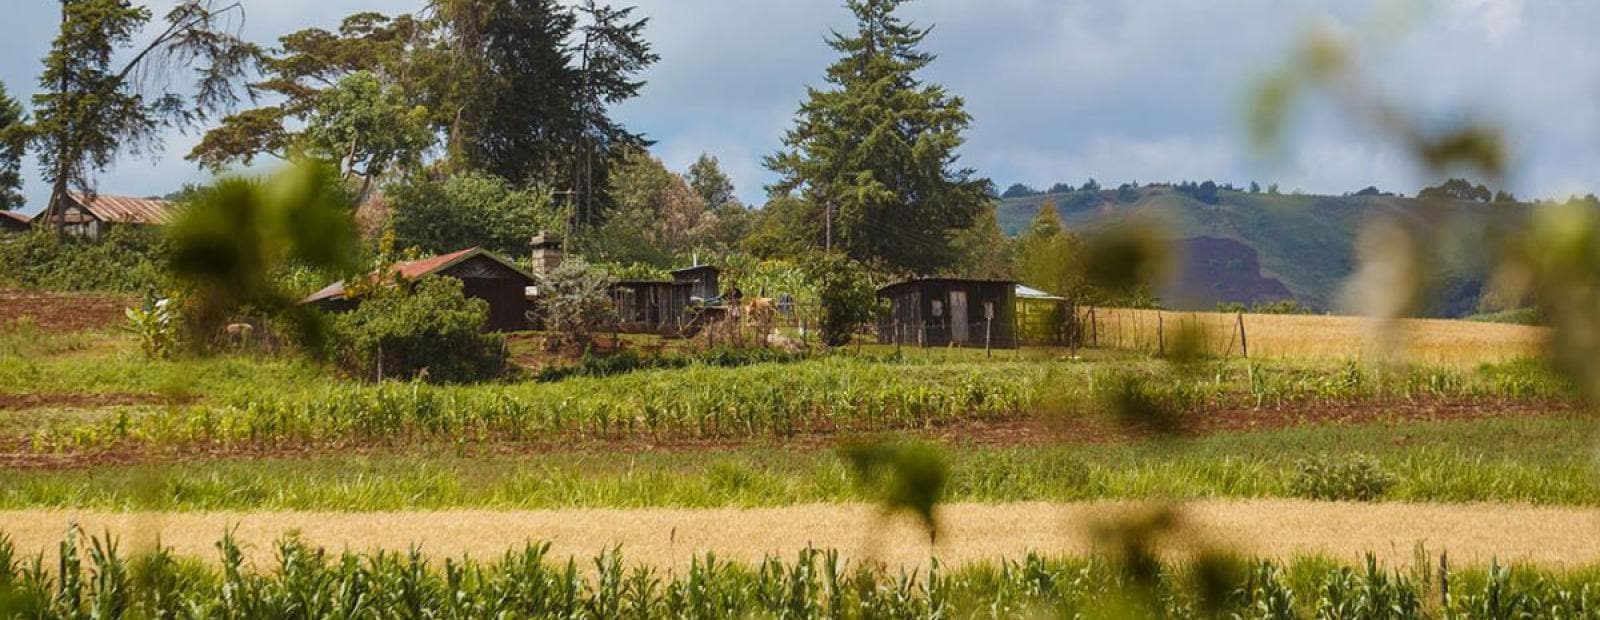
top-left (2, 414), bottom-right (1591, 510)
top-left (3, 528), bottom-right (1600, 618)
top-left (3, 332), bottom-right (1570, 452)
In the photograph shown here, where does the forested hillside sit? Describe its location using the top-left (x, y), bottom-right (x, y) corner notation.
top-left (996, 186), bottom-right (1530, 315)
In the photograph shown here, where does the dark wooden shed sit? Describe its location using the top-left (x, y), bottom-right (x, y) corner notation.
top-left (609, 265), bottom-right (723, 335)
top-left (0, 211), bottom-right (30, 233)
top-left (671, 265), bottom-right (720, 300)
top-left (877, 278), bottom-right (1018, 348)
top-left (302, 247), bottom-right (537, 332)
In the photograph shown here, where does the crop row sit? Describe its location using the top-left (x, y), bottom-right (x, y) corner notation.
top-left (24, 357), bottom-right (1570, 452)
top-left (3, 529), bottom-right (1598, 619)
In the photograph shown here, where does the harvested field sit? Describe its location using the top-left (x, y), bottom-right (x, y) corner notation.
top-left (1088, 308), bottom-right (1548, 365)
top-left (4, 500), bottom-right (1598, 570)
top-left (0, 290), bottom-right (135, 332)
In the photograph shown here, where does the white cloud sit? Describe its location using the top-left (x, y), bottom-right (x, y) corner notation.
top-left (4, 0), bottom-right (1597, 211)
top-left (1445, 0), bottom-right (1525, 44)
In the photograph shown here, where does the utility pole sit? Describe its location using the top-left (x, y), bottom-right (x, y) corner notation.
top-left (824, 201), bottom-right (833, 252)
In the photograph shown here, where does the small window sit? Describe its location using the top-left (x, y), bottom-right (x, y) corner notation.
top-left (930, 299), bottom-right (943, 317)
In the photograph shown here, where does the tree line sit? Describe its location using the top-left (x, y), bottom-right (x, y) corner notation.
top-left (0, 0), bottom-right (1017, 283)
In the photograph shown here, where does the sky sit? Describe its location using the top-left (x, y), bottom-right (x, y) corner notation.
top-left (3, 0), bottom-right (1597, 213)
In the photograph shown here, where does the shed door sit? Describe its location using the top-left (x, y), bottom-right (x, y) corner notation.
top-left (949, 290), bottom-right (968, 343)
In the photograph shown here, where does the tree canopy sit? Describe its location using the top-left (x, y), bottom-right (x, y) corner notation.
top-left (765, 0), bottom-right (991, 274)
top-left (33, 0), bottom-right (256, 229)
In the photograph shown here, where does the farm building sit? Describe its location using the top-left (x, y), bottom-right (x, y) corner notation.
top-left (877, 278), bottom-right (1018, 348)
top-left (37, 192), bottom-right (175, 239)
top-left (303, 247), bottom-right (537, 332)
top-left (610, 265), bottom-right (722, 334)
top-left (0, 211), bottom-right (29, 233)
top-left (1015, 284), bottom-right (1071, 345)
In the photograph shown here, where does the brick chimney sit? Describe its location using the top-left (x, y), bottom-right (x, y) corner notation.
top-left (529, 231), bottom-right (564, 277)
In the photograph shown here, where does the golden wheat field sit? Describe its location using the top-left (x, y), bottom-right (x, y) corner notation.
top-left (6, 500), bottom-right (1598, 571)
top-left (1083, 308), bottom-right (1548, 365)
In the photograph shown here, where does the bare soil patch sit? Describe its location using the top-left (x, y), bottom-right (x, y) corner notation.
top-left (0, 290), bottom-right (136, 332)
top-left (4, 500), bottom-right (1598, 570)
top-left (0, 392), bottom-right (164, 411)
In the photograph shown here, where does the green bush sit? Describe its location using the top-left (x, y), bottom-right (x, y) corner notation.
top-left (332, 276), bottom-right (507, 383)
top-left (0, 227), bottom-right (167, 292)
top-left (803, 252), bottom-right (877, 347)
top-left (1288, 453), bottom-right (1394, 501)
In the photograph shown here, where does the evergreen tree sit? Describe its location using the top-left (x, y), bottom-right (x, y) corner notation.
top-left (686, 153), bottom-right (739, 212)
top-left (765, 0), bottom-right (990, 273)
top-left (686, 153), bottom-right (753, 252)
top-left (0, 82), bottom-right (25, 210)
top-left (32, 0), bottom-right (256, 231)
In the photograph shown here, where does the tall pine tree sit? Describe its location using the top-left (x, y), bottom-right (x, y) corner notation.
top-left (765, 0), bottom-right (990, 274)
top-left (0, 82), bottom-right (25, 210)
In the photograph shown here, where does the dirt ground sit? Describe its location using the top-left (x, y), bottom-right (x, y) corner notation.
top-left (0, 290), bottom-right (136, 332)
top-left (4, 500), bottom-right (1598, 571)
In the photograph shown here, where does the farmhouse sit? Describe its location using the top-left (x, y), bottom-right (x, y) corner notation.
top-left (0, 211), bottom-right (29, 233)
top-left (303, 247), bottom-right (537, 332)
top-left (878, 278), bottom-right (1019, 348)
top-left (38, 192), bottom-right (175, 239)
top-left (611, 265), bottom-right (722, 334)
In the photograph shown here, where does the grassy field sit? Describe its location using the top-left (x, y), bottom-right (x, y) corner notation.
top-left (3, 290), bottom-right (1599, 618)
top-left (0, 413), bottom-right (1591, 510)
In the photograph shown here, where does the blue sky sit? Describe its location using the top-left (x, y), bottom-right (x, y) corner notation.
top-left (3, 0), bottom-right (1595, 212)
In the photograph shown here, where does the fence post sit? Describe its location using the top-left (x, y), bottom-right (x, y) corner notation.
top-left (376, 343), bottom-right (384, 382)
top-left (1090, 306), bottom-right (1098, 347)
top-left (1157, 312), bottom-right (1165, 357)
top-left (894, 319), bottom-right (901, 355)
top-left (985, 317), bottom-right (992, 358)
top-left (1236, 312), bottom-right (1249, 359)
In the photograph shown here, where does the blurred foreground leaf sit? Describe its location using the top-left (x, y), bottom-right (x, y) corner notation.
top-left (839, 440), bottom-right (949, 542)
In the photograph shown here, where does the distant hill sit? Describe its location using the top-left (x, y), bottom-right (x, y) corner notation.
top-left (996, 186), bottom-right (1526, 316)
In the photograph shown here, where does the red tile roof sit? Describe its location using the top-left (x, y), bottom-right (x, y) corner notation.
top-left (66, 192), bottom-right (175, 225)
top-left (302, 247), bottom-right (534, 304)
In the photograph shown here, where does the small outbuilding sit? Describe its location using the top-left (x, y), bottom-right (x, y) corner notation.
top-left (1014, 284), bottom-right (1071, 345)
top-left (877, 278), bottom-right (1018, 348)
top-left (303, 247), bottom-right (537, 332)
top-left (38, 192), bottom-right (175, 239)
top-left (609, 264), bottom-right (722, 335)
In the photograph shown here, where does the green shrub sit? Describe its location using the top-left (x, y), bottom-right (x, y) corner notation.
top-left (1289, 454), bottom-right (1394, 501)
top-left (0, 227), bottom-right (166, 292)
top-left (803, 253), bottom-right (877, 347)
top-left (533, 258), bottom-right (615, 351)
top-left (332, 276), bottom-right (507, 383)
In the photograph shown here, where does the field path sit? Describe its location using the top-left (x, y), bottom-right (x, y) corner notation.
top-left (5, 500), bottom-right (1599, 570)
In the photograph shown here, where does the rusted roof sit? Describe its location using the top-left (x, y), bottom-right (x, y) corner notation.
top-left (66, 192), bottom-right (175, 225)
top-left (0, 211), bottom-right (30, 226)
top-left (302, 247), bottom-right (536, 304)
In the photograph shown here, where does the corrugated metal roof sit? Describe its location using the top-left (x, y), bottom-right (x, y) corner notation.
top-left (1015, 284), bottom-right (1065, 300)
top-left (0, 211), bottom-right (30, 226)
top-left (302, 247), bottom-right (537, 304)
top-left (66, 193), bottom-right (175, 225)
